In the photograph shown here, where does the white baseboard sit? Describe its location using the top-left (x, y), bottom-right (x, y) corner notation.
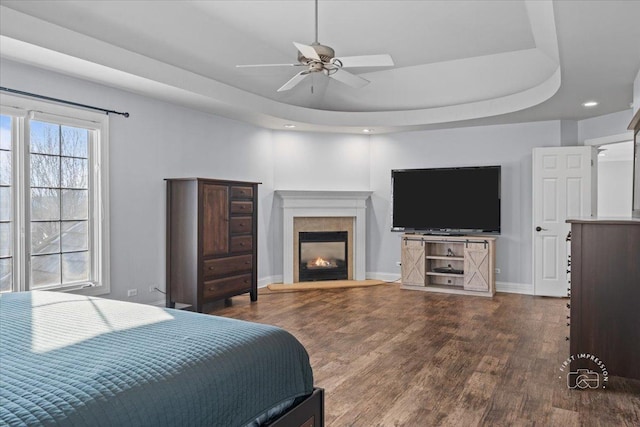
top-left (162, 274), bottom-right (530, 297)
top-left (259, 275), bottom-right (282, 288)
top-left (366, 272), bottom-right (402, 283)
top-left (496, 281), bottom-right (533, 295)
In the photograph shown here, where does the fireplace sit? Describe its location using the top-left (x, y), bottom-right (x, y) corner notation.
top-left (276, 190), bottom-right (372, 284)
top-left (299, 231), bottom-right (348, 282)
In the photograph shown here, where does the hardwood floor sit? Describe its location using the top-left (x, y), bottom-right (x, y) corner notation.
top-left (210, 284), bottom-right (640, 426)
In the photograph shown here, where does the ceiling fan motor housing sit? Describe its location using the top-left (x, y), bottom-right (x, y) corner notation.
top-left (298, 43), bottom-right (335, 64)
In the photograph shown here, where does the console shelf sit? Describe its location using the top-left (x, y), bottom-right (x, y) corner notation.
top-left (400, 234), bottom-right (496, 297)
top-left (426, 255), bottom-right (465, 261)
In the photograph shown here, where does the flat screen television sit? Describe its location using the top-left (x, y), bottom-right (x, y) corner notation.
top-left (391, 165), bottom-right (501, 234)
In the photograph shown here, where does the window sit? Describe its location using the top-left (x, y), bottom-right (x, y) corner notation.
top-left (0, 95), bottom-right (109, 295)
top-left (0, 115), bottom-right (13, 292)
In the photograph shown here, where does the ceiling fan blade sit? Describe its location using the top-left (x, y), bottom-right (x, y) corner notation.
top-left (334, 54), bottom-right (394, 68)
top-left (236, 63), bottom-right (302, 68)
top-left (293, 42), bottom-right (321, 61)
top-left (328, 69), bottom-right (369, 89)
top-left (277, 71), bottom-right (310, 92)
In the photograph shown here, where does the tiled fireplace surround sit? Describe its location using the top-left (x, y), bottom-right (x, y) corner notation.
top-left (276, 190), bottom-right (372, 284)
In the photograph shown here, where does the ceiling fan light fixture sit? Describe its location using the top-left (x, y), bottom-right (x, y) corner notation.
top-left (235, 0), bottom-right (393, 92)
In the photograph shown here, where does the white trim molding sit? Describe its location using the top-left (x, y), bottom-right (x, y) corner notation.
top-left (276, 190), bottom-right (372, 284)
top-left (496, 281), bottom-right (534, 295)
top-left (583, 132), bottom-right (634, 147)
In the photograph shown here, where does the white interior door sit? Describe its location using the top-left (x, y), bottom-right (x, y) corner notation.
top-left (533, 147), bottom-right (596, 297)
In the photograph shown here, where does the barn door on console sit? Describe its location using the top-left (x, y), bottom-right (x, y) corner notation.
top-left (463, 242), bottom-right (490, 292)
top-left (401, 238), bottom-right (425, 287)
top-left (532, 147), bottom-right (596, 297)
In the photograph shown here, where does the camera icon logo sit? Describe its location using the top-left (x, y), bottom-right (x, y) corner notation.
top-left (567, 369), bottom-right (600, 389)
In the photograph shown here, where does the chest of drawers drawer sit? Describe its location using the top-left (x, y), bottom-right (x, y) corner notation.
top-left (203, 274), bottom-right (252, 300)
top-left (231, 186), bottom-right (253, 199)
top-left (203, 254), bottom-right (252, 278)
top-left (231, 235), bottom-right (253, 253)
top-left (230, 216), bottom-right (253, 234)
top-left (231, 201), bottom-right (253, 214)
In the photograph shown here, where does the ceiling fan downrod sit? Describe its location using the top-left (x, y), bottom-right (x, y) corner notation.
top-left (314, 0), bottom-right (319, 44)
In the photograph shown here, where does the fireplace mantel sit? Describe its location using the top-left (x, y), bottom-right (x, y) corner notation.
top-left (276, 190), bottom-right (372, 284)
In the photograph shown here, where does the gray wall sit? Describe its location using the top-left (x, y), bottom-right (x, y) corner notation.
top-left (367, 122), bottom-right (561, 290)
top-left (635, 68), bottom-right (640, 115)
top-left (2, 58), bottom-right (632, 302)
top-left (597, 160), bottom-right (633, 216)
top-left (0, 59), bottom-right (274, 304)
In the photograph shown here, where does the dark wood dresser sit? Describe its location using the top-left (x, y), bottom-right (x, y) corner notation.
top-left (166, 178), bottom-right (259, 312)
top-left (567, 217), bottom-right (640, 382)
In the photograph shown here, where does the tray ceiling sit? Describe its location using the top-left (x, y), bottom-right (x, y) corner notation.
top-left (0, 1), bottom-right (639, 134)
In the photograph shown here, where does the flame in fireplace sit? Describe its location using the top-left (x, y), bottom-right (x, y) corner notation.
top-left (313, 257), bottom-right (332, 267)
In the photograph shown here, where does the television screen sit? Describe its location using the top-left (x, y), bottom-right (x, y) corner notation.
top-left (391, 166), bottom-right (501, 234)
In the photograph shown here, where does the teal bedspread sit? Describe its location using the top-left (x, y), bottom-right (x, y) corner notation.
top-left (0, 291), bottom-right (313, 426)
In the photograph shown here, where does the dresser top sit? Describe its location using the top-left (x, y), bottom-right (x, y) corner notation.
top-left (165, 177), bottom-right (261, 185)
top-left (567, 216), bottom-right (640, 225)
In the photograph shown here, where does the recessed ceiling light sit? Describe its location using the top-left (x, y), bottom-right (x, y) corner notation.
top-left (284, 124), bottom-right (296, 128)
top-left (362, 129), bottom-right (372, 133)
top-left (582, 101), bottom-right (599, 108)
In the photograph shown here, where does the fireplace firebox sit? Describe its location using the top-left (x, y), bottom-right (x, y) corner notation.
top-left (299, 231), bottom-right (348, 282)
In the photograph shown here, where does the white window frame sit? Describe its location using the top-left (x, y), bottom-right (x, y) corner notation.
top-left (1, 94), bottom-right (110, 296)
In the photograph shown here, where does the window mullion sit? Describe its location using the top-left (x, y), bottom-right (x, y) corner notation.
top-left (16, 115), bottom-right (28, 291)
top-left (58, 124), bottom-right (63, 285)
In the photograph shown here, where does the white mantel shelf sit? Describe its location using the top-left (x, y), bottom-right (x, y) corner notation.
top-left (276, 190), bottom-right (373, 284)
top-left (277, 190), bottom-right (373, 205)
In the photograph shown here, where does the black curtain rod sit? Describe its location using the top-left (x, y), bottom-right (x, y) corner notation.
top-left (0, 86), bottom-right (130, 118)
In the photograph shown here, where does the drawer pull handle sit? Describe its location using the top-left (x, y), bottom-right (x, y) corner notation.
top-left (240, 243), bottom-right (245, 246)
top-left (245, 261), bottom-right (250, 265)
top-left (209, 267), bottom-right (214, 270)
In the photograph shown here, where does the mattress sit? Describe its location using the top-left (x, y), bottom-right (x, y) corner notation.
top-left (0, 291), bottom-right (314, 426)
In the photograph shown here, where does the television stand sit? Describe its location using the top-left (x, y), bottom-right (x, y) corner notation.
top-left (400, 234), bottom-right (496, 297)
top-left (423, 231), bottom-right (466, 236)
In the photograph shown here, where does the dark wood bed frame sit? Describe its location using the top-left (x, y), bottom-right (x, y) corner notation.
top-left (267, 388), bottom-right (324, 427)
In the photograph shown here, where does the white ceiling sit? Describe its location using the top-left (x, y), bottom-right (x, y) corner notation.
top-left (0, 0), bottom-right (639, 134)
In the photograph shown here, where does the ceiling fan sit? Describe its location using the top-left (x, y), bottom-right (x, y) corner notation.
top-left (236, 0), bottom-right (394, 92)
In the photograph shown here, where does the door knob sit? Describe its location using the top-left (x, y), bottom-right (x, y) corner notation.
top-left (535, 226), bottom-right (548, 232)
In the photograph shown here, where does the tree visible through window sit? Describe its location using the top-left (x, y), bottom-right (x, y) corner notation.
top-left (0, 115), bottom-right (12, 292)
top-left (0, 96), bottom-right (109, 295)
top-left (29, 121), bottom-right (90, 288)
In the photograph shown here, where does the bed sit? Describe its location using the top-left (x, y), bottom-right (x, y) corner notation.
top-left (0, 291), bottom-right (324, 427)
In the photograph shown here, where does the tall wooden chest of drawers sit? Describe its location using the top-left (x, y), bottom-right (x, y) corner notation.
top-left (567, 218), bottom-right (640, 382)
top-left (166, 178), bottom-right (259, 312)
